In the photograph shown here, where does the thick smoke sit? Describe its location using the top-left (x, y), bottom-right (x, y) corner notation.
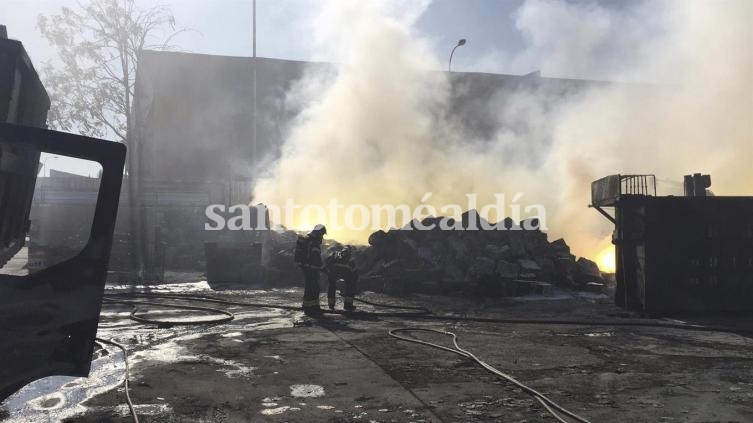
top-left (254, 0), bottom-right (752, 266)
top-left (540, 0), bottom-right (753, 263)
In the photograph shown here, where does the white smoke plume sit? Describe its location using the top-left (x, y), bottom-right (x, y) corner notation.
top-left (540, 0), bottom-right (753, 265)
top-left (254, 0), bottom-right (753, 268)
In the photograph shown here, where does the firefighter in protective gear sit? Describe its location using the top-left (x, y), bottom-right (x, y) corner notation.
top-left (296, 224), bottom-right (327, 315)
top-left (325, 246), bottom-right (358, 311)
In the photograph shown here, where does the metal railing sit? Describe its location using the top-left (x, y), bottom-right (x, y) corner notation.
top-left (620, 174), bottom-right (656, 196)
top-left (591, 174), bottom-right (657, 207)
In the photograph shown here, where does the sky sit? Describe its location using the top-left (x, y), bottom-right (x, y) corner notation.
top-left (0, 0), bottom-right (596, 175)
top-left (1, 0), bottom-right (634, 76)
top-left (0, 0), bottom-right (640, 170)
top-left (1, 0), bottom-right (750, 267)
top-left (0, 0), bottom-right (527, 174)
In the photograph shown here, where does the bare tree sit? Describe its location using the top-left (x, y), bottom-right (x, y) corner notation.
top-left (38, 0), bottom-right (185, 279)
top-left (38, 0), bottom-right (181, 150)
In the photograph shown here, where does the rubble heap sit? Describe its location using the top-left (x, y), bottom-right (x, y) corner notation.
top-left (263, 211), bottom-right (606, 296)
top-left (350, 212), bottom-right (604, 295)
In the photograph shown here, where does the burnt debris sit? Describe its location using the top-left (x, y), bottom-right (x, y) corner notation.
top-left (261, 211), bottom-right (605, 297)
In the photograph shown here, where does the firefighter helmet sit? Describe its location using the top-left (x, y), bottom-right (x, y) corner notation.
top-left (311, 224), bottom-right (327, 237)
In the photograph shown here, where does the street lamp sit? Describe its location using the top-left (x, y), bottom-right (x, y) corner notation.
top-left (448, 38), bottom-right (466, 73)
top-left (252, 0), bottom-right (257, 167)
top-left (40, 155), bottom-right (59, 177)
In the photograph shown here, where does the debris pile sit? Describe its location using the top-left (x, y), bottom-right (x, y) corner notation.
top-left (352, 212), bottom-right (605, 295)
top-left (263, 211), bottom-right (606, 296)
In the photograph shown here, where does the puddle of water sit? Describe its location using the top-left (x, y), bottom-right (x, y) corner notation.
top-left (291, 384), bottom-right (325, 398)
top-left (132, 339), bottom-right (255, 378)
top-left (271, 288), bottom-right (298, 294)
top-left (99, 311), bottom-right (133, 318)
top-left (1, 345), bottom-right (127, 422)
top-left (585, 332), bottom-right (614, 337)
top-left (2, 284), bottom-right (304, 421)
top-left (131, 308), bottom-right (229, 324)
top-left (219, 363), bottom-right (255, 378)
top-left (221, 332), bottom-right (243, 338)
top-left (31, 393), bottom-right (64, 410)
top-left (114, 403), bottom-right (172, 416)
top-left (235, 310), bottom-right (285, 319)
top-left (106, 281), bottom-right (212, 293)
top-left (241, 316), bottom-right (293, 330)
top-left (260, 406), bottom-right (300, 416)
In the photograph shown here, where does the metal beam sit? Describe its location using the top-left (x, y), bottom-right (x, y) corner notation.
top-left (590, 205), bottom-right (616, 224)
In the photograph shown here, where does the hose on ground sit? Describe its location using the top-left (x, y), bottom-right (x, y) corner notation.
top-left (389, 328), bottom-right (591, 423)
top-left (102, 298), bottom-right (235, 326)
top-left (103, 291), bottom-right (753, 335)
top-left (97, 291), bottom-right (429, 422)
top-left (103, 292), bottom-right (432, 321)
top-left (98, 290), bottom-right (753, 423)
top-left (95, 337), bottom-right (139, 423)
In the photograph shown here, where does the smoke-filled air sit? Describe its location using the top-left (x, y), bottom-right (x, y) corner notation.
top-left (253, 0), bottom-right (753, 267)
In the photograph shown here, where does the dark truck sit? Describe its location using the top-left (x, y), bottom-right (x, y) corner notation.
top-left (0, 27), bottom-right (126, 400)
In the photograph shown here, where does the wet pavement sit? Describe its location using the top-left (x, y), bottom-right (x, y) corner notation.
top-left (3, 282), bottom-right (753, 422)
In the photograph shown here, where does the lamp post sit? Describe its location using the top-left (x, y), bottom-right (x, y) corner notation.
top-left (252, 0), bottom-right (257, 168)
top-left (448, 38), bottom-right (466, 73)
top-left (41, 155), bottom-right (58, 177)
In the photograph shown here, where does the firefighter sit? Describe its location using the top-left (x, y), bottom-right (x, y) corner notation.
top-left (295, 224), bottom-right (327, 315)
top-left (325, 246), bottom-right (358, 311)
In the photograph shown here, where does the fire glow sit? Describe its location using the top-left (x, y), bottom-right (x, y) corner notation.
top-left (597, 245), bottom-right (616, 274)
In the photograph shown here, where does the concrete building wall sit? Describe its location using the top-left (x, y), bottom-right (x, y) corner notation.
top-left (131, 51), bottom-right (604, 183)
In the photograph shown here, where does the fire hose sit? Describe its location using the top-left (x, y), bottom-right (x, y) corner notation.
top-left (98, 291), bottom-right (753, 423)
top-left (94, 337), bottom-right (139, 423)
top-left (102, 291), bottom-right (432, 325)
top-left (97, 292), bottom-right (431, 423)
top-left (388, 328), bottom-right (591, 423)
